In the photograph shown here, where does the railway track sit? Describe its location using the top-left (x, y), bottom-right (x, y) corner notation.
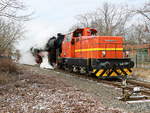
top-left (54, 68), bottom-right (150, 103)
top-left (126, 80), bottom-right (150, 95)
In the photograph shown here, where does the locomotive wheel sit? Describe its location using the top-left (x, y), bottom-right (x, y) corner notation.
top-left (64, 65), bottom-right (69, 71)
top-left (79, 67), bottom-right (87, 74)
top-left (68, 66), bottom-right (73, 73)
top-left (63, 64), bottom-right (73, 73)
top-left (73, 66), bottom-right (80, 73)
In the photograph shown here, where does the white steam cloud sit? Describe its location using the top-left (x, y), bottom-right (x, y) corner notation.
top-left (17, 36), bottom-right (50, 65)
top-left (16, 20), bottom-right (58, 65)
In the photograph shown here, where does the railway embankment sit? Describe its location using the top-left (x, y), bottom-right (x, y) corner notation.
top-left (0, 64), bottom-right (150, 113)
top-left (0, 64), bottom-right (124, 113)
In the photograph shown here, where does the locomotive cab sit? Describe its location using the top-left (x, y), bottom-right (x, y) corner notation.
top-left (73, 27), bottom-right (97, 37)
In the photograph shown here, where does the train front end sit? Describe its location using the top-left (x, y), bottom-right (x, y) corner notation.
top-left (88, 36), bottom-right (134, 79)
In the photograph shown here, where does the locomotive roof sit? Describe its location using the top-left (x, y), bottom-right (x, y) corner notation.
top-left (73, 27), bottom-right (97, 34)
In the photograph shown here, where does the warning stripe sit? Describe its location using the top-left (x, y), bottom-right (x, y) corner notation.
top-left (94, 68), bottom-right (132, 77)
top-left (110, 72), bottom-right (118, 76)
top-left (102, 70), bottom-right (109, 76)
top-left (92, 69), bottom-right (97, 73)
top-left (75, 48), bottom-right (123, 52)
top-left (116, 69), bottom-right (123, 75)
top-left (96, 69), bottom-right (104, 77)
top-left (124, 68), bottom-right (132, 75)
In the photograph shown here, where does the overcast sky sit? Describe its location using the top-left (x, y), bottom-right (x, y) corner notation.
top-left (22, 0), bottom-right (146, 39)
top-left (18, 0), bottom-right (147, 64)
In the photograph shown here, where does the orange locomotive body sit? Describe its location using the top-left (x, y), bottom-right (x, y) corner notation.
top-left (61, 29), bottom-right (123, 59)
top-left (58, 27), bottom-right (134, 79)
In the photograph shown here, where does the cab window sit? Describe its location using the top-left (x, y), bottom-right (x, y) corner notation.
top-left (65, 34), bottom-right (72, 42)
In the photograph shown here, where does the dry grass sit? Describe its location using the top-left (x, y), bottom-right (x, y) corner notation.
top-left (0, 58), bottom-right (18, 73)
top-left (0, 58), bottom-right (19, 84)
top-left (0, 72), bottom-right (18, 85)
top-left (133, 68), bottom-right (150, 81)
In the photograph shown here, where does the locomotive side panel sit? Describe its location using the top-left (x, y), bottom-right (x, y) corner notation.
top-left (75, 37), bottom-right (100, 59)
top-left (74, 36), bottom-right (123, 59)
top-left (87, 37), bottom-right (100, 58)
top-left (61, 41), bottom-right (72, 58)
top-left (98, 36), bottom-right (123, 59)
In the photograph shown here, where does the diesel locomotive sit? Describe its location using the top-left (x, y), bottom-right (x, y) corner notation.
top-left (32, 27), bottom-right (134, 79)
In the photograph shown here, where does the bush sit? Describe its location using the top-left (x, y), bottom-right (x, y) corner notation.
top-left (0, 58), bottom-right (18, 74)
top-left (0, 58), bottom-right (19, 84)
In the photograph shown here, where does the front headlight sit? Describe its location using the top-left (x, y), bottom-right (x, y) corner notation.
top-left (102, 50), bottom-right (106, 57)
top-left (124, 50), bottom-right (129, 57)
top-left (126, 51), bottom-right (129, 55)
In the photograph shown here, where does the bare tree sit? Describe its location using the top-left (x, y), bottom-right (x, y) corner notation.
top-left (70, 2), bottom-right (150, 44)
top-left (126, 1), bottom-right (150, 44)
top-left (0, 0), bottom-right (31, 21)
top-left (125, 21), bottom-right (150, 44)
top-left (0, 0), bottom-right (31, 56)
top-left (0, 20), bottom-right (24, 54)
top-left (135, 1), bottom-right (150, 21)
top-left (73, 3), bottom-right (131, 36)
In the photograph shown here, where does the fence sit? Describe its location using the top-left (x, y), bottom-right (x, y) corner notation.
top-left (131, 55), bottom-right (150, 68)
top-left (124, 43), bottom-right (150, 68)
